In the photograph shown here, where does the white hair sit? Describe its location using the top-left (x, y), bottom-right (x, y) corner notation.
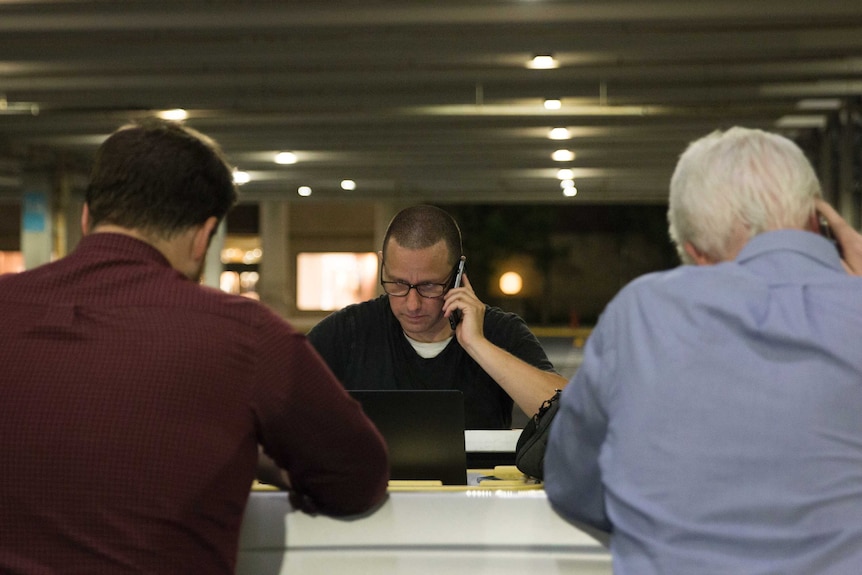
top-left (667, 127), bottom-right (821, 264)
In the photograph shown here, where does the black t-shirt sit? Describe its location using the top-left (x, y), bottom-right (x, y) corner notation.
top-left (307, 295), bottom-right (556, 429)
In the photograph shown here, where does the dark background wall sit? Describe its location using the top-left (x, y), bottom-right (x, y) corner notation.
top-left (3, 200), bottom-right (679, 327)
top-left (444, 203), bottom-right (678, 325)
top-left (0, 203), bottom-right (21, 251)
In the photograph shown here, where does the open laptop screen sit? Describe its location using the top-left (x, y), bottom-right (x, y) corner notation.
top-left (349, 390), bottom-right (467, 486)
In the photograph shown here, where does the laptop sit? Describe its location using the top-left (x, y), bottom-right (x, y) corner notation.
top-left (349, 390), bottom-right (467, 485)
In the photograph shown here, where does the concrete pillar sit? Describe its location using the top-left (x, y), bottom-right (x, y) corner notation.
top-left (58, 169), bottom-right (87, 254)
top-left (257, 200), bottom-right (291, 318)
top-left (21, 173), bottom-right (53, 270)
top-left (202, 218), bottom-right (226, 289)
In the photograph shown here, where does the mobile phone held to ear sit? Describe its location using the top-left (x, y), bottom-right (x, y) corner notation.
top-left (449, 258), bottom-right (466, 330)
top-left (819, 215), bottom-right (844, 257)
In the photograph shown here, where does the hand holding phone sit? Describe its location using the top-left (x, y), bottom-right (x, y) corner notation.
top-left (448, 258), bottom-right (466, 330)
top-left (816, 199), bottom-right (862, 275)
top-left (819, 214), bottom-right (843, 257)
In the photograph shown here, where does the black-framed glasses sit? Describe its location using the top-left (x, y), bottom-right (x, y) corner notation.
top-left (380, 261), bottom-right (459, 299)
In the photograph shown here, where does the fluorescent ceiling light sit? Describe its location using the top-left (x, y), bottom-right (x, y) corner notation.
top-left (795, 98), bottom-right (842, 110)
top-left (775, 115), bottom-right (828, 129)
top-left (0, 96), bottom-right (39, 116)
top-left (411, 103), bottom-right (666, 117)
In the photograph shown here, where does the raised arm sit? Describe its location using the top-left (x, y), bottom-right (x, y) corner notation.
top-left (816, 199), bottom-right (862, 276)
top-left (444, 273), bottom-right (566, 417)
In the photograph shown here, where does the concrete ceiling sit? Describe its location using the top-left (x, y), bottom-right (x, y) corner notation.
top-left (1, 0), bottom-right (861, 205)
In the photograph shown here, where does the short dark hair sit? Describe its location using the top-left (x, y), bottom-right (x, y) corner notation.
top-left (85, 118), bottom-right (238, 237)
top-left (382, 205), bottom-right (463, 265)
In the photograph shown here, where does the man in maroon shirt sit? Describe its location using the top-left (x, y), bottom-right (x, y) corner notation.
top-left (0, 119), bottom-right (389, 574)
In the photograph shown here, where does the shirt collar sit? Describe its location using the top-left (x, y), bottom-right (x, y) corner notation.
top-left (76, 232), bottom-right (173, 268)
top-left (735, 229), bottom-right (844, 271)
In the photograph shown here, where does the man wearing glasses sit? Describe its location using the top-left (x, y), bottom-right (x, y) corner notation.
top-left (307, 204), bottom-right (565, 429)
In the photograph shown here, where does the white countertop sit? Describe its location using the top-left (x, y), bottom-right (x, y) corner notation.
top-left (237, 488), bottom-right (611, 575)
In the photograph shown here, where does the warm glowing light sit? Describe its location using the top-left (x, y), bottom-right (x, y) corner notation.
top-left (340, 179), bottom-right (356, 191)
top-left (551, 149), bottom-right (575, 162)
top-left (556, 168), bottom-right (575, 180)
top-left (0, 251), bottom-right (24, 274)
top-left (232, 170), bottom-right (250, 185)
top-left (499, 271), bottom-right (523, 295)
top-left (527, 55), bottom-right (558, 70)
top-left (559, 179), bottom-right (575, 188)
top-left (563, 185), bottom-right (578, 197)
top-left (297, 252), bottom-right (379, 311)
top-left (543, 99), bottom-right (562, 110)
top-left (243, 249), bottom-right (263, 264)
top-left (548, 127), bottom-right (570, 140)
top-left (221, 246), bottom-right (262, 265)
top-left (158, 108), bottom-right (188, 121)
top-left (297, 186), bottom-right (312, 197)
top-left (275, 151), bottom-right (298, 164)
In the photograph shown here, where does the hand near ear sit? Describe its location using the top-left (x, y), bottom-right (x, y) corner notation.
top-left (816, 200), bottom-right (862, 276)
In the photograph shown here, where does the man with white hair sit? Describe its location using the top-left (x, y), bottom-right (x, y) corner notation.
top-left (544, 127), bottom-right (862, 574)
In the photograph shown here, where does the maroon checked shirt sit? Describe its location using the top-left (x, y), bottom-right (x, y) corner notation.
top-left (0, 232), bottom-right (388, 574)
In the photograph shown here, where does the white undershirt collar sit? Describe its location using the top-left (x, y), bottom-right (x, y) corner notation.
top-left (403, 333), bottom-right (452, 359)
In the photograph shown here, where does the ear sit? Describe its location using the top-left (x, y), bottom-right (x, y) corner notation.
top-left (81, 204), bottom-right (92, 235)
top-left (191, 216), bottom-right (219, 262)
top-left (684, 242), bottom-right (715, 266)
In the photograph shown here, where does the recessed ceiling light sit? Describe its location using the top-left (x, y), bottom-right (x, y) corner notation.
top-left (548, 127), bottom-right (570, 140)
top-left (297, 186), bottom-right (312, 197)
top-left (556, 168), bottom-right (575, 180)
top-left (563, 185), bottom-right (578, 197)
top-left (340, 179), bottom-right (356, 191)
top-left (232, 170), bottom-right (250, 185)
top-left (559, 179), bottom-right (575, 188)
top-left (543, 99), bottom-right (562, 110)
top-left (274, 151), bottom-right (298, 165)
top-left (157, 108), bottom-right (188, 121)
top-left (528, 55), bottom-right (559, 70)
top-left (551, 149), bottom-right (575, 162)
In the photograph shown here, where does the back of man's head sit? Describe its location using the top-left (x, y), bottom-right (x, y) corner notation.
top-left (382, 204), bottom-right (463, 265)
top-left (668, 127), bottom-right (821, 264)
top-left (85, 118), bottom-right (238, 238)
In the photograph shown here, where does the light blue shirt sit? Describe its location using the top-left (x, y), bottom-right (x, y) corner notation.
top-left (545, 230), bottom-right (862, 575)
